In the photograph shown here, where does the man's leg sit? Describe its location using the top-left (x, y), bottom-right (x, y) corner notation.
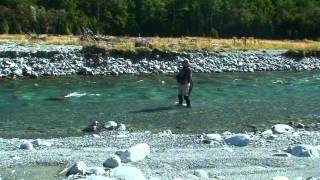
top-left (178, 95), bottom-right (183, 105)
top-left (184, 96), bottom-right (191, 107)
top-left (178, 84), bottom-right (183, 105)
top-left (183, 83), bottom-right (191, 108)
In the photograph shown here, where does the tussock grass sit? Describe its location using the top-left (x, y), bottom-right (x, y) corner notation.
top-left (0, 34), bottom-right (319, 52)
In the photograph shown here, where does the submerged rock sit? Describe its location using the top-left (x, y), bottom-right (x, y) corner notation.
top-left (224, 134), bottom-right (250, 146)
top-left (118, 143), bottom-right (150, 163)
top-left (48, 96), bottom-right (65, 101)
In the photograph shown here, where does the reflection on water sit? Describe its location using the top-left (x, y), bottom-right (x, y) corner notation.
top-left (1, 71), bottom-right (320, 138)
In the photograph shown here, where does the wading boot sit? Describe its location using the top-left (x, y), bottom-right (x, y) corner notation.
top-left (178, 95), bottom-right (183, 105)
top-left (184, 96), bottom-right (191, 108)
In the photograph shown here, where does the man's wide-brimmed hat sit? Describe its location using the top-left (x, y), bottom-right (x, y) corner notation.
top-left (180, 59), bottom-right (190, 65)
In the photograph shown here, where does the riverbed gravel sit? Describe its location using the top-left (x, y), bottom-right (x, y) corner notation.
top-left (0, 129), bottom-right (320, 179)
top-left (1, 43), bottom-right (320, 78)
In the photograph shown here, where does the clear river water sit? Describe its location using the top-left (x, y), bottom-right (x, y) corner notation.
top-left (1, 71), bottom-right (320, 138)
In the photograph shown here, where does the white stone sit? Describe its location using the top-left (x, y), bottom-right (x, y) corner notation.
top-left (293, 177), bottom-right (304, 180)
top-left (224, 134), bottom-right (250, 146)
top-left (148, 177), bottom-right (162, 180)
top-left (103, 155), bottom-right (122, 168)
top-left (31, 139), bottom-right (52, 147)
top-left (222, 131), bottom-right (232, 137)
top-left (266, 134), bottom-right (278, 140)
top-left (119, 143), bottom-right (151, 162)
top-left (93, 134), bottom-right (101, 138)
top-left (86, 175), bottom-right (115, 180)
top-left (272, 124), bottom-right (294, 134)
top-left (223, 147), bottom-right (234, 153)
top-left (111, 166), bottom-right (146, 180)
top-left (66, 161), bottom-right (88, 176)
top-left (271, 176), bottom-right (289, 180)
top-left (86, 167), bottom-right (106, 175)
top-left (104, 121), bottom-right (118, 130)
top-left (290, 145), bottom-right (319, 158)
top-left (160, 130), bottom-right (173, 136)
top-left (19, 142), bottom-right (34, 150)
top-left (186, 174), bottom-right (199, 179)
top-left (262, 129), bottom-right (273, 136)
top-left (204, 134), bottom-right (222, 141)
top-left (116, 124), bottom-right (126, 131)
top-left (194, 169), bottom-right (209, 178)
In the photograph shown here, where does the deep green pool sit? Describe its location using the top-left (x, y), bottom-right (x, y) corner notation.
top-left (1, 72), bottom-right (320, 138)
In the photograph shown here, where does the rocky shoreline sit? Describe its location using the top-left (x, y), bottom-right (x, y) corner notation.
top-left (1, 43), bottom-right (320, 78)
top-left (0, 123), bottom-right (320, 179)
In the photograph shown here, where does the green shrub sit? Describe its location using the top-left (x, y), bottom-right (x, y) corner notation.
top-left (0, 19), bottom-right (9, 34)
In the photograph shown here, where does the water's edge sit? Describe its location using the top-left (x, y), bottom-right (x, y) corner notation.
top-left (1, 43), bottom-right (320, 78)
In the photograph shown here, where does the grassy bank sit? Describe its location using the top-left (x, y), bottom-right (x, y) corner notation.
top-left (0, 34), bottom-right (319, 53)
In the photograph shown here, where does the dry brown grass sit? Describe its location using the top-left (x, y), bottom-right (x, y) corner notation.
top-left (0, 34), bottom-right (319, 52)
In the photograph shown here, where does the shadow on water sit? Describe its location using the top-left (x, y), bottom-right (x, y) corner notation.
top-left (130, 106), bottom-right (176, 113)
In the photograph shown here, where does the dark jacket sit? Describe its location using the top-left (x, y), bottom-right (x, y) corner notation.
top-left (176, 66), bottom-right (192, 84)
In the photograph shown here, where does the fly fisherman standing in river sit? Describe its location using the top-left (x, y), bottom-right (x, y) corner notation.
top-left (175, 59), bottom-right (192, 108)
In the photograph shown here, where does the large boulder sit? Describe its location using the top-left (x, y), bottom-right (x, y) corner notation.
top-left (111, 166), bottom-right (146, 180)
top-left (224, 134), bottom-right (250, 146)
top-left (66, 161), bottom-right (88, 176)
top-left (103, 155), bottom-right (122, 168)
top-left (119, 143), bottom-right (150, 163)
top-left (271, 124), bottom-right (294, 134)
top-left (290, 145), bottom-right (319, 158)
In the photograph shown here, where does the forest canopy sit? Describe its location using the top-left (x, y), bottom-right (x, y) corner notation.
top-left (0, 0), bottom-right (319, 39)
